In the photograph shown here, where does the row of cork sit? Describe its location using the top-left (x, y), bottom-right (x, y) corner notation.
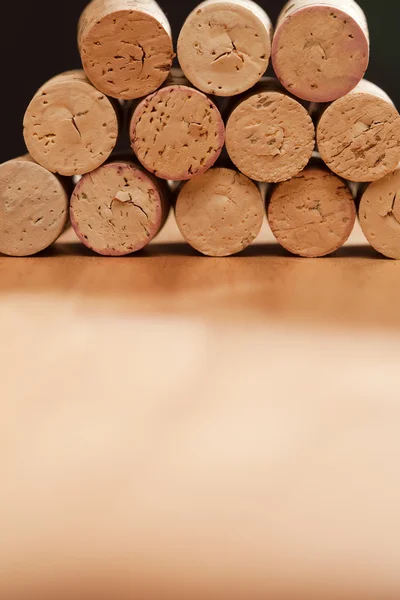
top-left (1, 0), bottom-right (399, 258)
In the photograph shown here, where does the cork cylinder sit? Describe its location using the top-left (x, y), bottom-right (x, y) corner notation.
top-left (130, 74), bottom-right (225, 180)
top-left (359, 168), bottom-right (400, 259)
top-left (317, 80), bottom-right (400, 183)
top-left (225, 78), bottom-right (315, 183)
top-left (70, 160), bottom-right (170, 256)
top-left (272, 0), bottom-right (369, 103)
top-left (78, 0), bottom-right (174, 100)
top-left (267, 165), bottom-right (356, 258)
top-left (0, 156), bottom-right (70, 257)
top-left (177, 0), bottom-right (273, 97)
top-left (23, 71), bottom-right (120, 177)
top-left (175, 167), bottom-right (264, 257)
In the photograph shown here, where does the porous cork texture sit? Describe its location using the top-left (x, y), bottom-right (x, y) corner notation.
top-left (272, 0), bottom-right (369, 102)
top-left (226, 79), bottom-right (315, 183)
top-left (359, 167), bottom-right (400, 259)
top-left (177, 0), bottom-right (273, 97)
top-left (317, 80), bottom-right (400, 182)
top-left (268, 166), bottom-right (356, 257)
top-left (78, 0), bottom-right (174, 100)
top-left (70, 161), bottom-right (169, 256)
top-left (130, 84), bottom-right (225, 180)
top-left (0, 157), bottom-right (69, 257)
top-left (175, 167), bottom-right (264, 256)
top-left (23, 70), bottom-right (119, 177)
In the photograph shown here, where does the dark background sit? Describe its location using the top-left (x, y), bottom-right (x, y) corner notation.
top-left (1, 0), bottom-right (398, 163)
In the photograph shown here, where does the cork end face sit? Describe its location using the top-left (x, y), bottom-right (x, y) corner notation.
top-left (0, 160), bottom-right (69, 257)
top-left (268, 168), bottom-right (356, 258)
top-left (130, 86), bottom-right (225, 181)
top-left (359, 169), bottom-right (400, 259)
top-left (80, 10), bottom-right (174, 100)
top-left (226, 91), bottom-right (315, 183)
top-left (70, 163), bottom-right (165, 256)
top-left (23, 79), bottom-right (119, 177)
top-left (176, 168), bottom-right (264, 257)
top-left (177, 2), bottom-right (271, 97)
top-left (272, 6), bottom-right (369, 102)
top-left (318, 93), bottom-right (400, 182)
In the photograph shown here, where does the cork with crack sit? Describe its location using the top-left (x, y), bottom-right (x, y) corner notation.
top-left (359, 167), bottom-right (400, 259)
top-left (267, 166), bottom-right (356, 257)
top-left (175, 167), bottom-right (264, 256)
top-left (317, 79), bottom-right (400, 182)
top-left (70, 161), bottom-right (170, 256)
top-left (0, 156), bottom-right (70, 257)
top-left (23, 70), bottom-right (119, 177)
top-left (177, 0), bottom-right (273, 97)
top-left (78, 0), bottom-right (174, 100)
top-left (272, 0), bottom-right (369, 102)
top-left (226, 78), bottom-right (315, 183)
top-left (130, 80), bottom-right (225, 180)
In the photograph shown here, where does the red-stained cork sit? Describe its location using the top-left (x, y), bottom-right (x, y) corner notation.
top-left (267, 165), bottom-right (356, 257)
top-left (0, 156), bottom-right (69, 257)
top-left (23, 70), bottom-right (119, 177)
top-left (78, 0), bottom-right (174, 100)
top-left (177, 0), bottom-right (273, 97)
top-left (317, 80), bottom-right (400, 182)
top-left (226, 78), bottom-right (315, 183)
top-left (272, 0), bottom-right (369, 102)
top-left (70, 160), bottom-right (170, 256)
top-left (175, 167), bottom-right (264, 256)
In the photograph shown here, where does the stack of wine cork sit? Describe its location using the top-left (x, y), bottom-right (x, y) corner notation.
top-left (1, 0), bottom-right (400, 258)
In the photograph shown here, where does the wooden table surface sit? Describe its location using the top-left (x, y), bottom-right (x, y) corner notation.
top-left (1, 215), bottom-right (400, 600)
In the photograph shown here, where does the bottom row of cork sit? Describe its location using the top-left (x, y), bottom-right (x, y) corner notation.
top-left (0, 154), bottom-right (398, 259)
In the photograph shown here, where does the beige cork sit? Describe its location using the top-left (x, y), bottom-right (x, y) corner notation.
top-left (78, 0), bottom-right (174, 100)
top-left (70, 160), bottom-right (170, 256)
top-left (359, 167), bottom-right (400, 259)
top-left (130, 79), bottom-right (225, 181)
top-left (23, 70), bottom-right (119, 177)
top-left (267, 166), bottom-right (356, 257)
top-left (175, 167), bottom-right (264, 256)
top-left (226, 78), bottom-right (315, 183)
top-left (272, 0), bottom-right (369, 102)
top-left (317, 80), bottom-right (400, 182)
top-left (0, 156), bottom-right (69, 257)
top-left (177, 0), bottom-right (273, 97)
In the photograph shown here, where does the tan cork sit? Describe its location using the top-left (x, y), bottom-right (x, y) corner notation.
top-left (272, 0), bottom-right (369, 102)
top-left (226, 78), bottom-right (315, 183)
top-left (175, 167), bottom-right (264, 256)
top-left (317, 80), bottom-right (400, 182)
top-left (23, 70), bottom-right (119, 177)
top-left (70, 160), bottom-right (170, 256)
top-left (0, 156), bottom-right (69, 257)
top-left (130, 79), bottom-right (225, 181)
top-left (177, 0), bottom-right (273, 97)
top-left (268, 165), bottom-right (356, 257)
top-left (359, 167), bottom-right (400, 259)
top-left (78, 0), bottom-right (174, 100)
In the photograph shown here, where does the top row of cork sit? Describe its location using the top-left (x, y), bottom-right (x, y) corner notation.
top-left (79, 0), bottom-right (369, 103)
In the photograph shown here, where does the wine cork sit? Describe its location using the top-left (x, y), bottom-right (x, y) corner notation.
top-left (0, 156), bottom-right (69, 257)
top-left (23, 70), bottom-right (119, 177)
top-left (70, 160), bottom-right (170, 256)
top-left (175, 167), bottom-right (264, 257)
top-left (272, 0), bottom-right (369, 102)
top-left (130, 78), bottom-right (225, 181)
top-left (359, 167), bottom-right (400, 259)
top-left (78, 0), bottom-right (174, 100)
top-left (177, 0), bottom-right (273, 97)
top-left (317, 80), bottom-right (400, 182)
top-left (267, 166), bottom-right (356, 257)
top-left (225, 78), bottom-right (315, 183)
